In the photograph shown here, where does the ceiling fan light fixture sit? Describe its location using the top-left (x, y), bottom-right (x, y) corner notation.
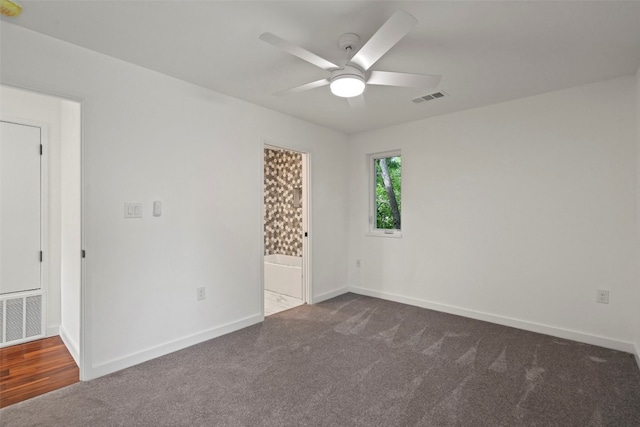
top-left (329, 65), bottom-right (367, 98)
top-left (260, 11), bottom-right (441, 105)
top-left (330, 75), bottom-right (365, 98)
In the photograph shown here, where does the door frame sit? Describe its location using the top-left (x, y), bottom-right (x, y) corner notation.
top-left (261, 139), bottom-right (312, 313)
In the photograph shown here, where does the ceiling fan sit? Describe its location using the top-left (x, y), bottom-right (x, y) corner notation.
top-left (259, 10), bottom-right (441, 106)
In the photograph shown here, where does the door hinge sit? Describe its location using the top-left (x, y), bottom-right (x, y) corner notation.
top-left (40, 251), bottom-right (43, 262)
top-left (40, 144), bottom-right (43, 155)
top-left (82, 250), bottom-right (86, 259)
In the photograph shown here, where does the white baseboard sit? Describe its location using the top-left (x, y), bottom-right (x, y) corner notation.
top-left (59, 325), bottom-right (80, 367)
top-left (348, 286), bottom-right (636, 354)
top-left (85, 313), bottom-right (263, 381)
top-left (312, 286), bottom-right (349, 304)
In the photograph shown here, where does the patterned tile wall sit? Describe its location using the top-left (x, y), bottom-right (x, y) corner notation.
top-left (264, 148), bottom-right (303, 257)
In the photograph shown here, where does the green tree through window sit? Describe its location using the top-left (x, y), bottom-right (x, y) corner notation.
top-left (375, 155), bottom-right (401, 230)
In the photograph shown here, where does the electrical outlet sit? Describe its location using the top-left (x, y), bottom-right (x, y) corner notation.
top-left (356, 259), bottom-right (361, 268)
top-left (596, 289), bottom-right (609, 304)
top-left (197, 287), bottom-right (206, 301)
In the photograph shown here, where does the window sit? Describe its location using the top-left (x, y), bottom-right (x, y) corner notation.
top-left (369, 150), bottom-right (401, 237)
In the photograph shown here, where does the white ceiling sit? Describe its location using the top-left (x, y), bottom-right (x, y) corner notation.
top-left (3, 1), bottom-right (640, 134)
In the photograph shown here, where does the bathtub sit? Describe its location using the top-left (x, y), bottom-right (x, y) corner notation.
top-left (264, 254), bottom-right (302, 299)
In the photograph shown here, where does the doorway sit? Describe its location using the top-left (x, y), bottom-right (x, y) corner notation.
top-left (0, 85), bottom-right (82, 371)
top-left (263, 144), bottom-right (310, 316)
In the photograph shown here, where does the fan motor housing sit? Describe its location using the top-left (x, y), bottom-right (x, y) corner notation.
top-left (330, 64), bottom-right (365, 82)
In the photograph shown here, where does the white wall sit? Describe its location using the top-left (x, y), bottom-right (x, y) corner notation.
top-left (1, 22), bottom-right (349, 380)
top-left (348, 76), bottom-right (638, 351)
top-left (0, 86), bottom-right (63, 337)
top-left (60, 99), bottom-right (82, 364)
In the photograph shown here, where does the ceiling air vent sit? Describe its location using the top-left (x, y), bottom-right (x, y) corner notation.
top-left (413, 91), bottom-right (446, 103)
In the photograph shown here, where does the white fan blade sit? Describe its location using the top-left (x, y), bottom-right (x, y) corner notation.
top-left (350, 10), bottom-right (418, 71)
top-left (347, 95), bottom-right (366, 109)
top-left (368, 71), bottom-right (441, 88)
top-left (274, 79), bottom-right (330, 97)
top-left (260, 32), bottom-right (338, 71)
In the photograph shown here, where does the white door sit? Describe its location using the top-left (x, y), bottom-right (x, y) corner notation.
top-left (0, 121), bottom-right (42, 295)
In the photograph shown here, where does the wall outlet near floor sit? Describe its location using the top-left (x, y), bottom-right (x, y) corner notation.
top-left (596, 289), bottom-right (609, 304)
top-left (196, 287), bottom-right (206, 301)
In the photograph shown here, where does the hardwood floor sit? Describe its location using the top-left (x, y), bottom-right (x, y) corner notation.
top-left (0, 336), bottom-right (79, 408)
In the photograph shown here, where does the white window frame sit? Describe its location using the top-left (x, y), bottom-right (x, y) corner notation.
top-left (368, 150), bottom-right (402, 238)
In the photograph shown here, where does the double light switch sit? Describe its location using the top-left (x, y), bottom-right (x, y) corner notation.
top-left (124, 202), bottom-right (142, 218)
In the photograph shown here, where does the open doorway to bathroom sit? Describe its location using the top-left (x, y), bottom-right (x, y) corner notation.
top-left (263, 144), bottom-right (310, 316)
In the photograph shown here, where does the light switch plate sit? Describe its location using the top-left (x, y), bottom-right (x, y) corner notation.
top-left (153, 201), bottom-right (162, 217)
top-left (124, 202), bottom-right (142, 218)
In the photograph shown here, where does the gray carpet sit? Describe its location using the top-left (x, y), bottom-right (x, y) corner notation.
top-left (2, 293), bottom-right (639, 426)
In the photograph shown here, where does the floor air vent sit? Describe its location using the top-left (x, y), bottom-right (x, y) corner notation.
top-left (1, 293), bottom-right (44, 347)
top-left (413, 91), bottom-right (446, 103)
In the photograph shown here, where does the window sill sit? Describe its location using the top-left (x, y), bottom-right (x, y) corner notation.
top-left (366, 231), bottom-right (403, 239)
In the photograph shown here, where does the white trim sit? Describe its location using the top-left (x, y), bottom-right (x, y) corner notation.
top-left (79, 98), bottom-right (88, 381)
top-left (263, 140), bottom-right (313, 154)
top-left (366, 231), bottom-right (403, 238)
top-left (348, 286), bottom-right (636, 353)
top-left (59, 325), bottom-right (80, 367)
top-left (302, 152), bottom-right (312, 305)
top-left (0, 82), bottom-right (87, 105)
top-left (259, 143), bottom-right (266, 317)
top-left (312, 286), bottom-right (349, 304)
top-left (46, 325), bottom-right (59, 337)
top-left (85, 313), bottom-right (262, 381)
